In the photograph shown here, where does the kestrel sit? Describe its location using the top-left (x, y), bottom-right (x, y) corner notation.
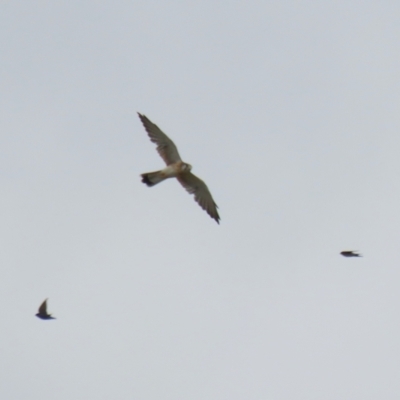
top-left (138, 113), bottom-right (220, 223)
top-left (340, 251), bottom-right (362, 257)
top-left (36, 298), bottom-right (55, 320)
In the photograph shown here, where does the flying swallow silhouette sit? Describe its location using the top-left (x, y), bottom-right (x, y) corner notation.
top-left (340, 251), bottom-right (362, 258)
top-left (36, 298), bottom-right (56, 320)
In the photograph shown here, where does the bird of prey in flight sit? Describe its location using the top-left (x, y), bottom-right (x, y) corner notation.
top-left (138, 113), bottom-right (220, 224)
top-left (340, 251), bottom-right (362, 257)
top-left (36, 298), bottom-right (56, 320)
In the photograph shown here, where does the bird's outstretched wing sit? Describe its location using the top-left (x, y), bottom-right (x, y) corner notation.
top-left (177, 173), bottom-right (220, 223)
top-left (38, 299), bottom-right (48, 314)
top-left (138, 113), bottom-right (182, 165)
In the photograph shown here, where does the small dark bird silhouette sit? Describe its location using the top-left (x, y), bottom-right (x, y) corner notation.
top-left (340, 251), bottom-right (362, 258)
top-left (36, 298), bottom-right (55, 320)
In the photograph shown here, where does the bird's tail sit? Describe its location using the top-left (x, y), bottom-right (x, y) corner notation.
top-left (141, 171), bottom-right (166, 187)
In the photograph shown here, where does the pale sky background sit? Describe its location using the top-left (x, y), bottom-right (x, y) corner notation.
top-left (1, 1), bottom-right (400, 399)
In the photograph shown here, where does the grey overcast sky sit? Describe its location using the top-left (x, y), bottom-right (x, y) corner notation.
top-left (1, 1), bottom-right (400, 399)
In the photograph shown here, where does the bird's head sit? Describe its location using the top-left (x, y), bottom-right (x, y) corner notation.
top-left (182, 163), bottom-right (192, 172)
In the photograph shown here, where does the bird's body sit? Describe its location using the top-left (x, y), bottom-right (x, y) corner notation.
top-left (36, 298), bottom-right (55, 320)
top-left (340, 251), bottom-right (362, 257)
top-left (138, 113), bottom-right (220, 223)
top-left (141, 161), bottom-right (191, 186)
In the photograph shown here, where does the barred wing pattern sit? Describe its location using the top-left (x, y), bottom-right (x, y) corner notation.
top-left (177, 173), bottom-right (220, 224)
top-left (138, 113), bottom-right (181, 165)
